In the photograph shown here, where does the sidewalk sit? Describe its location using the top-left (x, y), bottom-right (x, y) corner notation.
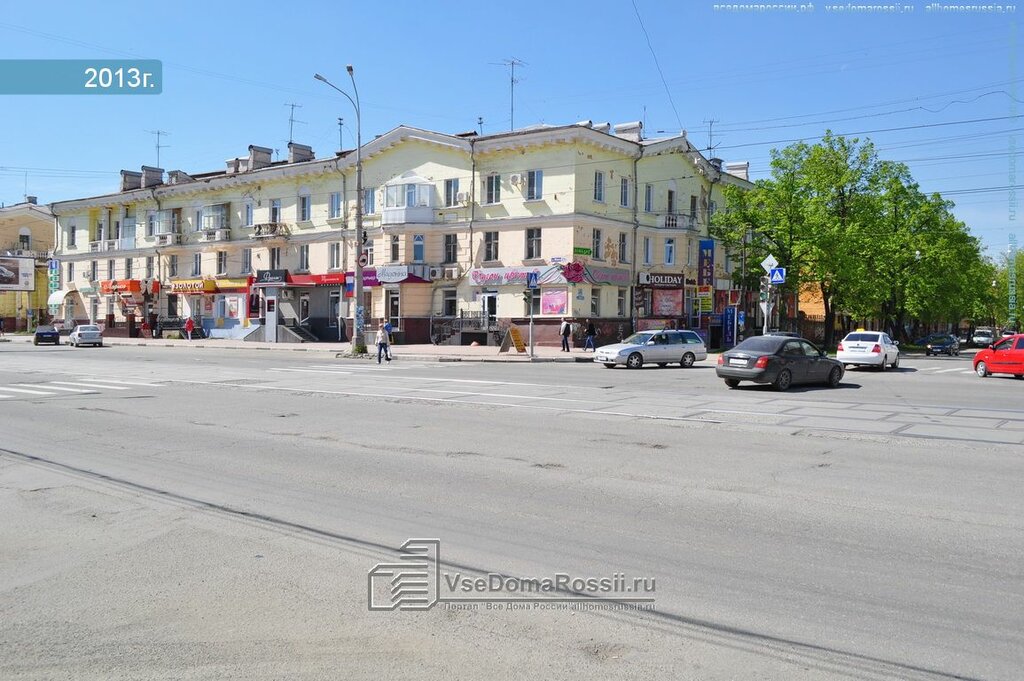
top-left (0, 333), bottom-right (598, 363)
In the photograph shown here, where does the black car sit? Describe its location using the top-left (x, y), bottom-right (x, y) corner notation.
top-left (32, 325), bottom-right (60, 346)
top-left (923, 333), bottom-right (960, 356)
top-left (716, 335), bottom-right (844, 391)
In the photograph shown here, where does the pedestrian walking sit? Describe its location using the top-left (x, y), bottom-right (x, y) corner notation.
top-left (0, 316), bottom-right (5, 337)
top-left (184, 316), bottom-right (194, 341)
top-left (376, 320), bottom-right (391, 364)
top-left (584, 319), bottom-right (597, 351)
top-left (559, 318), bottom-right (571, 352)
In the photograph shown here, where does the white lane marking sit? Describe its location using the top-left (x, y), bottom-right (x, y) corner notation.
top-left (268, 368), bottom-right (353, 375)
top-left (50, 381), bottom-right (130, 390)
top-left (0, 394), bottom-right (9, 398)
top-left (14, 383), bottom-right (93, 393)
top-left (934, 368), bottom-right (967, 374)
top-left (78, 378), bottom-right (163, 387)
top-left (0, 386), bottom-right (57, 396)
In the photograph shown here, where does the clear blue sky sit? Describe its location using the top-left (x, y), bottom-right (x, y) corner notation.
top-left (0, 1), bottom-right (1019, 258)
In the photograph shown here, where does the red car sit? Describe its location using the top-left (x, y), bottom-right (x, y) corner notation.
top-left (973, 334), bottom-right (1024, 378)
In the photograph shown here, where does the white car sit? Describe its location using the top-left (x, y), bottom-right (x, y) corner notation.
top-left (68, 324), bottom-right (103, 347)
top-left (836, 330), bottom-right (899, 370)
top-left (594, 329), bottom-right (707, 369)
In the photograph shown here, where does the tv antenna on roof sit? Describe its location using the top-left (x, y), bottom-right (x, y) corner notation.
top-left (491, 58), bottom-right (527, 131)
top-left (146, 129), bottom-right (170, 167)
top-left (284, 102), bottom-right (305, 143)
top-left (702, 118), bottom-right (720, 154)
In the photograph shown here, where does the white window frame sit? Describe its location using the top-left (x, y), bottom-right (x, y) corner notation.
top-left (192, 253), bottom-right (202, 277)
top-left (298, 244), bottom-right (309, 271)
top-left (329, 242), bottom-right (341, 270)
top-left (168, 255), bottom-right (178, 277)
top-left (619, 233), bottom-right (629, 264)
top-left (617, 288), bottom-right (627, 317)
top-left (244, 202), bottom-right (254, 226)
top-left (444, 178), bottom-right (460, 207)
top-left (390, 235), bottom-right (400, 263)
top-left (241, 248), bottom-right (252, 274)
top-left (643, 237), bottom-right (652, 265)
top-left (485, 174), bottom-right (501, 205)
top-left (484, 231), bottom-right (499, 262)
top-left (644, 184), bottom-right (653, 213)
top-left (594, 171), bottom-right (605, 202)
top-left (363, 187), bottom-right (376, 214)
top-left (269, 247), bottom-right (280, 270)
top-left (620, 178), bottom-right (630, 207)
top-left (444, 234), bottom-right (458, 264)
top-left (299, 194), bottom-right (311, 221)
top-left (217, 251), bottom-right (227, 275)
top-left (412, 234), bottom-right (425, 263)
top-left (592, 229), bottom-right (603, 260)
top-left (125, 258), bottom-right (133, 279)
top-left (590, 287), bottom-right (601, 317)
top-left (526, 170), bottom-right (543, 201)
top-left (665, 238), bottom-right (676, 266)
top-left (270, 199), bottom-right (281, 223)
top-left (329, 192), bottom-right (342, 219)
top-left (525, 228), bottom-right (541, 260)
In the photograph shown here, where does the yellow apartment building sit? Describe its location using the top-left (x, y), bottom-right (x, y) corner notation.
top-left (0, 199), bottom-right (54, 332)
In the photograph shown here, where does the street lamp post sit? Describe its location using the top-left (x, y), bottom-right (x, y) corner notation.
top-left (315, 66), bottom-right (366, 352)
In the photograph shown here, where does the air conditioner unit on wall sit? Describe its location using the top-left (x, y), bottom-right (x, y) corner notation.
top-left (509, 173), bottom-right (523, 186)
top-left (444, 267), bottom-right (460, 280)
top-left (455, 191), bottom-right (470, 203)
top-left (428, 266), bottom-right (443, 280)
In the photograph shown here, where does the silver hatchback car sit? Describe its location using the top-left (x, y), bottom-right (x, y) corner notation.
top-left (594, 329), bottom-right (708, 369)
top-left (68, 324), bottom-right (104, 348)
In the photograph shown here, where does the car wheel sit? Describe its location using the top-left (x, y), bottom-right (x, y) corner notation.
top-left (1015, 374), bottom-right (1024, 379)
top-left (657, 362), bottom-right (668, 367)
top-left (924, 351), bottom-right (931, 357)
top-left (98, 342), bottom-right (103, 348)
top-left (879, 359), bottom-right (888, 372)
top-left (975, 361), bottom-right (990, 377)
top-left (33, 339), bottom-right (38, 346)
top-left (626, 352), bottom-right (644, 369)
top-left (891, 355), bottom-right (899, 369)
top-left (603, 363), bottom-right (616, 369)
top-left (55, 340), bottom-right (59, 346)
top-left (827, 366), bottom-right (842, 388)
top-left (774, 369), bottom-right (793, 391)
top-left (681, 352), bottom-right (696, 368)
top-left (724, 378), bottom-right (740, 388)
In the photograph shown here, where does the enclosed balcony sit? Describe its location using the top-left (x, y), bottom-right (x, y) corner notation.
top-left (381, 173), bottom-right (435, 225)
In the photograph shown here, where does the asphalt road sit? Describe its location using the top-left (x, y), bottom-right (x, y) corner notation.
top-left (1, 343), bottom-right (1022, 680)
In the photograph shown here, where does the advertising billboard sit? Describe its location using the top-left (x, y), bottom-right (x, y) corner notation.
top-left (0, 257), bottom-right (35, 291)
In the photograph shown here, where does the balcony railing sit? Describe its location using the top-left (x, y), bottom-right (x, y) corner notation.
top-left (89, 240), bottom-right (120, 253)
top-left (251, 223), bottom-right (289, 239)
top-left (0, 244), bottom-right (51, 260)
top-left (200, 228), bottom-right (231, 242)
top-left (155, 233), bottom-right (181, 245)
top-left (657, 213), bottom-right (699, 230)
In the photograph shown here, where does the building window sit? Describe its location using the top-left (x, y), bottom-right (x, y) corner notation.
top-left (89, 260), bottom-right (97, 281)
top-left (643, 237), bottom-right (652, 265)
top-left (644, 185), bottom-right (653, 213)
top-left (385, 183), bottom-right (430, 208)
top-left (202, 204), bottom-right (228, 230)
top-left (525, 228), bottom-right (541, 260)
top-left (299, 194), bottom-right (311, 221)
top-left (329, 291), bottom-right (341, 327)
top-left (244, 202), bottom-right (254, 227)
top-left (145, 256), bottom-right (154, 279)
top-left (194, 209), bottom-right (203, 232)
top-left (298, 245), bottom-right (309, 271)
top-left (485, 174), bottom-right (501, 204)
top-left (412, 234), bottom-right (425, 263)
top-left (690, 195), bottom-right (698, 220)
top-left (445, 179), bottom-right (460, 207)
top-left (708, 200), bottom-right (717, 218)
top-left (107, 259), bottom-right (115, 279)
top-left (687, 238), bottom-right (696, 267)
top-left (444, 234), bottom-right (458, 264)
top-left (386, 289), bottom-right (400, 330)
top-left (242, 248), bottom-right (252, 274)
top-left (365, 240), bottom-right (374, 265)
top-left (526, 170), bottom-right (543, 200)
top-left (270, 199), bottom-right (281, 223)
top-left (192, 253), bottom-right (202, 276)
top-left (216, 251), bottom-right (227, 275)
top-left (665, 238), bottom-right (676, 265)
top-left (620, 178), bottom-right (630, 207)
top-left (329, 242), bottom-right (341, 269)
top-left (484, 231), bottom-right (499, 261)
top-left (591, 287), bottom-right (601, 317)
top-left (594, 171), bottom-right (605, 202)
top-left (329, 192), bottom-right (342, 219)
top-left (617, 288), bottom-right (627, 317)
top-left (125, 258), bottom-right (133, 279)
top-left (68, 223), bottom-right (77, 247)
top-left (169, 255), bottom-right (178, 277)
top-left (667, 190), bottom-right (675, 215)
top-left (442, 289), bottom-right (457, 317)
top-left (363, 187), bottom-right (376, 214)
top-left (67, 262), bottom-right (74, 281)
top-left (619, 233), bottom-right (629, 264)
top-left (592, 229), bottom-right (603, 260)
top-left (269, 247), bottom-right (280, 270)
top-left (390, 235), bottom-right (400, 263)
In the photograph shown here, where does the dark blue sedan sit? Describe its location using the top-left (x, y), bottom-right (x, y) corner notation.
top-left (33, 325), bottom-right (60, 346)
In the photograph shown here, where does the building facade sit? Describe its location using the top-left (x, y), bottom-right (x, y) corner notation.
top-left (0, 199), bottom-right (54, 332)
top-left (50, 122), bottom-right (751, 346)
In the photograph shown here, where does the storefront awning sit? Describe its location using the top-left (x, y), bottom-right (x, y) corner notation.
top-left (47, 290), bottom-right (70, 306)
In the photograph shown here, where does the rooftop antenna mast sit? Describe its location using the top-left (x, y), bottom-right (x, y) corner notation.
top-left (477, 116), bottom-right (484, 135)
top-left (284, 102), bottom-right (305, 143)
top-left (702, 118), bottom-right (720, 155)
top-left (337, 117), bottom-right (344, 152)
top-left (492, 58), bottom-right (526, 131)
top-left (147, 129), bottom-right (170, 167)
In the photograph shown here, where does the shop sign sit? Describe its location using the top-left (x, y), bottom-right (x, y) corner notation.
top-left (573, 247), bottom-right (592, 256)
top-left (99, 279), bottom-right (142, 295)
top-left (255, 269), bottom-right (288, 285)
top-left (583, 265), bottom-right (630, 286)
top-left (468, 266), bottom-right (567, 287)
top-left (652, 289), bottom-right (683, 316)
top-left (169, 279), bottom-right (216, 293)
top-left (540, 289), bottom-right (568, 315)
top-left (698, 239), bottom-right (715, 286)
top-left (638, 272), bottom-right (686, 287)
top-left (214, 278), bottom-right (251, 290)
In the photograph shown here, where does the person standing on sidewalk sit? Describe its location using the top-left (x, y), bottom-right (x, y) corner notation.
top-left (584, 319), bottom-right (597, 351)
top-left (559, 318), bottom-right (571, 352)
top-left (376, 320), bottom-right (391, 364)
top-left (184, 316), bottom-right (194, 341)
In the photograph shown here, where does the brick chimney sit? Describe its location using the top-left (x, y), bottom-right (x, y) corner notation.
top-left (613, 121), bottom-right (643, 142)
top-left (248, 145), bottom-right (273, 170)
top-left (167, 170), bottom-right (194, 185)
top-left (724, 161), bottom-right (750, 181)
top-left (25, 195), bottom-right (37, 205)
top-left (140, 166), bottom-right (164, 188)
top-left (287, 142), bottom-right (314, 163)
top-left (120, 170), bottom-right (143, 192)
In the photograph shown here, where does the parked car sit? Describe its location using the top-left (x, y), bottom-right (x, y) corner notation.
top-left (922, 333), bottom-right (960, 357)
top-left (716, 335), bottom-right (844, 390)
top-left (972, 328), bottom-right (995, 347)
top-left (68, 324), bottom-right (103, 347)
top-left (32, 325), bottom-right (60, 346)
top-left (836, 330), bottom-right (900, 370)
top-left (764, 330), bottom-right (800, 338)
top-left (973, 334), bottom-right (1024, 378)
top-left (594, 329), bottom-right (707, 369)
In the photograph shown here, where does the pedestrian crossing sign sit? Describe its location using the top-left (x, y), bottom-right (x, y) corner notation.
top-left (769, 267), bottom-right (786, 285)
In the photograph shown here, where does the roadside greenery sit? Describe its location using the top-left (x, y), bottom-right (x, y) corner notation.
top-left (712, 132), bottom-right (997, 347)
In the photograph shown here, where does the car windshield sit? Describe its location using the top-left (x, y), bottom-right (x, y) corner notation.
top-left (733, 337), bottom-right (784, 353)
top-left (621, 333), bottom-right (655, 345)
top-left (844, 333), bottom-right (880, 342)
